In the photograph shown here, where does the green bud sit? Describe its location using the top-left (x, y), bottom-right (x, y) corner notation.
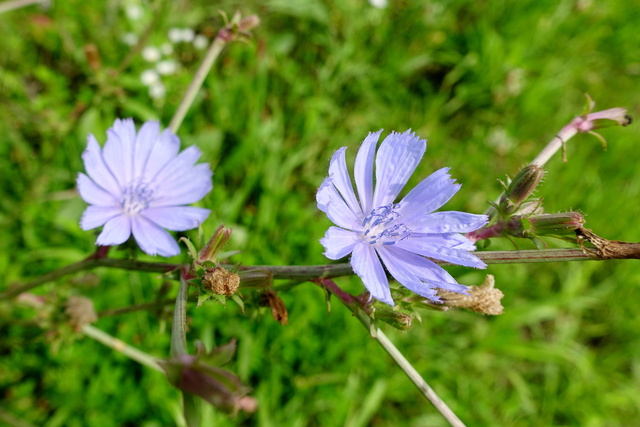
top-left (198, 225), bottom-right (232, 264)
top-left (374, 308), bottom-right (413, 330)
top-left (498, 165), bottom-right (544, 215)
top-left (507, 212), bottom-right (585, 238)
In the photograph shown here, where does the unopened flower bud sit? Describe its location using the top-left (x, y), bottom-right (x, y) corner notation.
top-left (438, 275), bottom-right (504, 315)
top-left (507, 212), bottom-right (585, 239)
top-left (198, 225), bottom-right (232, 264)
top-left (499, 165), bottom-right (544, 215)
top-left (65, 296), bottom-right (98, 331)
top-left (571, 108), bottom-right (632, 133)
top-left (238, 15), bottom-right (260, 32)
top-left (374, 308), bottom-right (413, 330)
top-left (202, 267), bottom-right (240, 296)
top-left (160, 342), bottom-right (255, 414)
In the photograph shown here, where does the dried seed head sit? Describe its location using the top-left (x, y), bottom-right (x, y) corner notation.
top-left (65, 296), bottom-right (98, 331)
top-left (438, 275), bottom-right (504, 315)
top-left (202, 267), bottom-right (240, 296)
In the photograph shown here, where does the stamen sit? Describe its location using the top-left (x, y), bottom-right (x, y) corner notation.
top-left (362, 203), bottom-right (412, 245)
top-left (122, 180), bottom-right (156, 216)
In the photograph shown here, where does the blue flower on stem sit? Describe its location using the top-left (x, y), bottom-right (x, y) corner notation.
top-left (78, 119), bottom-right (212, 257)
top-left (317, 130), bottom-right (488, 305)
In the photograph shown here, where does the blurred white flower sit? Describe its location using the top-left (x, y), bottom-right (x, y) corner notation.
top-left (180, 28), bottom-right (195, 42)
top-left (142, 46), bottom-right (161, 62)
top-left (161, 43), bottom-right (174, 55)
top-left (168, 27), bottom-right (196, 43)
top-left (193, 34), bottom-right (209, 50)
top-left (369, 0), bottom-right (388, 8)
top-left (125, 4), bottom-right (144, 20)
top-left (168, 27), bottom-right (183, 43)
top-left (149, 82), bottom-right (166, 99)
top-left (156, 60), bottom-right (179, 75)
top-left (122, 32), bottom-right (139, 46)
top-left (140, 69), bottom-right (160, 86)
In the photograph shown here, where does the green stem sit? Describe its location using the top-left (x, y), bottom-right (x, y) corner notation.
top-left (6, 246), bottom-right (634, 301)
top-left (315, 278), bottom-right (466, 427)
top-left (169, 36), bottom-right (229, 134)
top-left (354, 310), bottom-right (466, 427)
top-left (81, 324), bottom-right (164, 373)
top-left (0, 257), bottom-right (178, 300)
top-left (171, 275), bottom-right (190, 357)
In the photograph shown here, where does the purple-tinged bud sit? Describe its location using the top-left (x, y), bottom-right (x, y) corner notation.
top-left (238, 15), bottom-right (260, 32)
top-left (499, 165), bottom-right (544, 215)
top-left (161, 346), bottom-right (256, 415)
top-left (374, 308), bottom-right (413, 330)
top-left (571, 108), bottom-right (632, 133)
top-left (198, 225), bottom-right (232, 264)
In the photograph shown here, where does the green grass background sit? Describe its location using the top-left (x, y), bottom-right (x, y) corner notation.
top-left (1, 0), bottom-right (640, 425)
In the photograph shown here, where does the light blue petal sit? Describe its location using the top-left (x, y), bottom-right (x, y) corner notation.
top-left (328, 147), bottom-right (363, 218)
top-left (387, 246), bottom-right (469, 294)
top-left (411, 233), bottom-right (478, 251)
top-left (103, 119), bottom-right (136, 188)
top-left (142, 128), bottom-right (181, 179)
top-left (151, 145), bottom-right (203, 184)
top-left (317, 178), bottom-right (363, 230)
top-left (133, 121), bottom-right (161, 181)
top-left (395, 236), bottom-right (486, 268)
top-left (376, 246), bottom-right (441, 301)
top-left (82, 135), bottom-right (121, 198)
top-left (316, 177), bottom-right (333, 213)
top-left (80, 205), bottom-right (123, 230)
top-left (351, 243), bottom-right (393, 305)
top-left (131, 216), bottom-right (180, 256)
top-left (378, 246), bottom-right (468, 301)
top-left (77, 173), bottom-right (119, 206)
top-left (410, 211), bottom-right (488, 234)
top-left (320, 226), bottom-right (359, 259)
top-left (96, 214), bottom-right (132, 245)
top-left (399, 168), bottom-right (459, 219)
top-left (141, 206), bottom-right (211, 231)
top-left (354, 130), bottom-right (381, 215)
top-left (152, 163), bottom-right (213, 206)
top-left (372, 130), bottom-right (426, 207)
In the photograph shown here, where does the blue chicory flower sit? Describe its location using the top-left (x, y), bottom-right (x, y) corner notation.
top-left (78, 119), bottom-right (212, 256)
top-left (317, 130), bottom-right (488, 305)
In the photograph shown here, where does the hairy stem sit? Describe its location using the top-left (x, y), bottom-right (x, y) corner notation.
top-left (6, 244), bottom-right (638, 301)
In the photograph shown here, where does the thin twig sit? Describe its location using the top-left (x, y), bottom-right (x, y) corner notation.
top-left (168, 36), bottom-right (228, 133)
top-left (81, 324), bottom-right (164, 372)
top-left (354, 310), bottom-right (466, 427)
top-left (0, 0), bottom-right (46, 14)
top-left (315, 278), bottom-right (466, 427)
top-left (6, 243), bottom-right (638, 301)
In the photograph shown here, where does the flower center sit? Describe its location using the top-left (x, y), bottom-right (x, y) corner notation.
top-left (362, 203), bottom-right (411, 245)
top-left (121, 180), bottom-right (155, 216)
